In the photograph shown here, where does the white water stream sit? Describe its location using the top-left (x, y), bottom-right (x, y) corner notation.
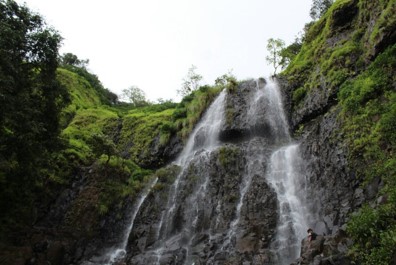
top-left (100, 79), bottom-right (310, 265)
top-left (220, 78), bottom-right (310, 264)
top-left (103, 177), bottom-right (158, 265)
top-left (268, 145), bottom-right (310, 264)
top-left (154, 90), bottom-right (227, 264)
top-left (263, 79), bottom-right (310, 264)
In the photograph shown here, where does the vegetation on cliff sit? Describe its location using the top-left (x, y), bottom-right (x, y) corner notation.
top-left (0, 0), bottom-right (69, 238)
top-left (2, 0), bottom-right (394, 263)
top-left (282, 0), bottom-right (396, 263)
top-left (0, 0), bottom-right (232, 246)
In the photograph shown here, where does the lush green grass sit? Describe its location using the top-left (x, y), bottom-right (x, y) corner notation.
top-left (54, 64), bottom-right (225, 235)
top-left (340, 45), bottom-right (396, 264)
top-left (282, 0), bottom-right (368, 108)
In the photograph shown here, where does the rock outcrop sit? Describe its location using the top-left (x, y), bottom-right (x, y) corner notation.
top-left (124, 82), bottom-right (284, 264)
top-left (292, 229), bottom-right (352, 265)
top-left (280, 0), bottom-right (396, 263)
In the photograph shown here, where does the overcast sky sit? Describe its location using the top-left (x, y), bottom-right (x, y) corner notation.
top-left (20, 0), bottom-right (312, 102)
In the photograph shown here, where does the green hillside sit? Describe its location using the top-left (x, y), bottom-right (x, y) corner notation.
top-left (36, 65), bottom-right (225, 239)
top-left (282, 0), bottom-right (396, 263)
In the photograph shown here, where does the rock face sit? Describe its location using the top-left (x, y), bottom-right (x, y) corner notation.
top-left (121, 80), bottom-right (294, 265)
top-left (127, 141), bottom-right (277, 264)
top-left (276, 1), bottom-right (396, 263)
top-left (220, 78), bottom-right (289, 143)
top-left (292, 229), bottom-right (352, 265)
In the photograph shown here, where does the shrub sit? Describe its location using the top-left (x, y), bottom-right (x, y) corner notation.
top-left (292, 87), bottom-right (307, 105)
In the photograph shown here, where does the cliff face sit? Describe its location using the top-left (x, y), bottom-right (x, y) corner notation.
top-left (122, 81), bottom-right (285, 265)
top-left (281, 0), bottom-right (396, 263)
top-left (2, 1), bottom-right (394, 265)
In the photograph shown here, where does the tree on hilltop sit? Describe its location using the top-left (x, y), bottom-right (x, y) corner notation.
top-left (177, 65), bottom-right (203, 97)
top-left (266, 38), bottom-right (285, 75)
top-left (310, 0), bottom-right (334, 20)
top-left (120, 86), bottom-right (149, 107)
top-left (60, 52), bottom-right (89, 68)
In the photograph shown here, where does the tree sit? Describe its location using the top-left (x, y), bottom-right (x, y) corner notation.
top-left (279, 37), bottom-right (303, 69)
top-left (0, 0), bottom-right (69, 174)
top-left (120, 86), bottom-right (148, 107)
top-left (0, 0), bottom-right (70, 229)
top-left (266, 38), bottom-right (285, 75)
top-left (60, 52), bottom-right (89, 68)
top-left (89, 133), bottom-right (116, 165)
top-left (177, 65), bottom-right (203, 97)
top-left (310, 0), bottom-right (334, 20)
top-left (215, 70), bottom-right (236, 86)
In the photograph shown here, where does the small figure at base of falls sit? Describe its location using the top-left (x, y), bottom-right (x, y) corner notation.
top-left (307, 228), bottom-right (317, 243)
top-left (292, 228), bottom-right (325, 265)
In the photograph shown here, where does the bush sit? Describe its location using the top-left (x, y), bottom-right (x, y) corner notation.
top-left (292, 87), bottom-right (307, 105)
top-left (172, 107), bottom-right (187, 120)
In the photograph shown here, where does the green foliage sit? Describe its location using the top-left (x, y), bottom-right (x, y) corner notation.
top-left (292, 87), bottom-right (307, 105)
top-left (120, 85), bottom-right (149, 107)
top-left (155, 165), bottom-right (181, 184)
top-left (118, 107), bottom-right (176, 165)
top-left (282, 0), bottom-right (372, 109)
top-left (214, 71), bottom-right (238, 93)
top-left (218, 146), bottom-right (240, 167)
top-left (338, 44), bottom-right (396, 264)
top-left (60, 63), bottom-right (118, 106)
top-left (62, 107), bottom-right (118, 164)
top-left (57, 68), bottom-right (103, 127)
top-left (266, 38), bottom-right (286, 75)
top-left (279, 38), bottom-right (303, 69)
top-left (347, 203), bottom-right (396, 265)
top-left (172, 107), bottom-right (188, 119)
top-left (175, 86), bottom-right (222, 140)
top-left (0, 0), bottom-right (70, 237)
top-left (177, 65), bottom-right (203, 97)
top-left (60, 52), bottom-right (89, 68)
top-left (310, 0), bottom-right (334, 20)
top-left (366, 0), bottom-right (396, 52)
top-left (88, 133), bottom-right (117, 164)
top-left (282, 0), bottom-right (396, 263)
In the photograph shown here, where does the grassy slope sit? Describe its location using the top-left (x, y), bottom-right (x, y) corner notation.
top-left (282, 0), bottom-right (396, 263)
top-left (55, 67), bottom-right (223, 238)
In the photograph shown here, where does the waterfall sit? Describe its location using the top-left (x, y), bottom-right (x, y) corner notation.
top-left (125, 78), bottom-right (311, 265)
top-left (102, 177), bottom-right (158, 265)
top-left (176, 90), bottom-right (227, 166)
top-left (154, 90), bottom-right (226, 264)
top-left (268, 145), bottom-right (309, 264)
top-left (263, 78), bottom-right (310, 264)
top-left (219, 78), bottom-right (306, 258)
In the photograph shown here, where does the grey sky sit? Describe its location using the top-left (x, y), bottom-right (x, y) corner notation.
top-left (21, 0), bottom-right (312, 101)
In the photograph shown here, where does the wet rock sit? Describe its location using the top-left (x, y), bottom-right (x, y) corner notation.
top-left (299, 235), bottom-right (325, 264)
top-left (136, 133), bottom-right (183, 169)
top-left (46, 241), bottom-right (65, 265)
top-left (294, 229), bottom-right (352, 265)
top-left (125, 135), bottom-right (278, 264)
top-left (219, 79), bottom-right (283, 142)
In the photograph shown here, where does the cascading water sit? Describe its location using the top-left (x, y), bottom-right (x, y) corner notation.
top-left (263, 78), bottom-right (311, 264)
top-left (268, 145), bottom-right (310, 264)
top-left (219, 78), bottom-right (309, 263)
top-left (125, 78), bottom-right (311, 265)
top-left (154, 90), bottom-right (227, 264)
top-left (105, 177), bottom-right (158, 264)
